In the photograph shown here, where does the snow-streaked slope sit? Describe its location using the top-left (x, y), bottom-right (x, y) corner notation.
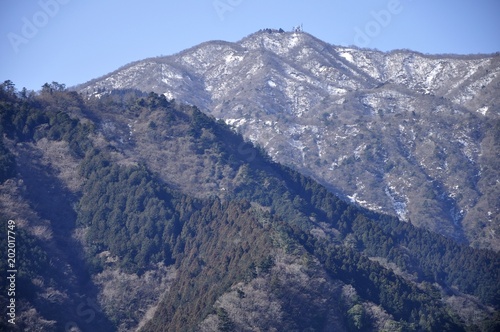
top-left (77, 30), bottom-right (500, 250)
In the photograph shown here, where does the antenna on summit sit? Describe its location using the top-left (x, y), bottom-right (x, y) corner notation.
top-left (292, 24), bottom-right (303, 33)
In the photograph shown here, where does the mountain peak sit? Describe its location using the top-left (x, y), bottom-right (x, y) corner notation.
top-left (76, 31), bottom-right (500, 251)
top-left (239, 28), bottom-right (320, 52)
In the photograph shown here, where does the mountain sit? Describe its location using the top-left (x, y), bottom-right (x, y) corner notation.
top-left (1, 82), bottom-right (500, 331)
top-left (77, 29), bottom-right (500, 251)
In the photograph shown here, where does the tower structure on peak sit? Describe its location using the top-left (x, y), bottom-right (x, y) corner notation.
top-left (292, 24), bottom-right (303, 33)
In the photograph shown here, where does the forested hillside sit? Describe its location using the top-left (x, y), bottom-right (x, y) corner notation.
top-left (1, 81), bottom-right (499, 331)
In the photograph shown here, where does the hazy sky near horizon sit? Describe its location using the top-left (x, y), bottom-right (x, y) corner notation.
top-left (1, 0), bottom-right (499, 91)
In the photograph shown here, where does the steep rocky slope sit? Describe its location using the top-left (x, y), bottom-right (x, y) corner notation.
top-left (77, 30), bottom-right (500, 250)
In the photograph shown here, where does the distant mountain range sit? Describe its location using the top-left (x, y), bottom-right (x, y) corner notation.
top-left (77, 29), bottom-right (500, 251)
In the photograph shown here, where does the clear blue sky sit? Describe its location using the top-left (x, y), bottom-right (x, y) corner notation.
top-left (1, 0), bottom-right (499, 91)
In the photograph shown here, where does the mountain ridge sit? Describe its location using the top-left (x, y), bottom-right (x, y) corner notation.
top-left (76, 30), bottom-right (500, 250)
